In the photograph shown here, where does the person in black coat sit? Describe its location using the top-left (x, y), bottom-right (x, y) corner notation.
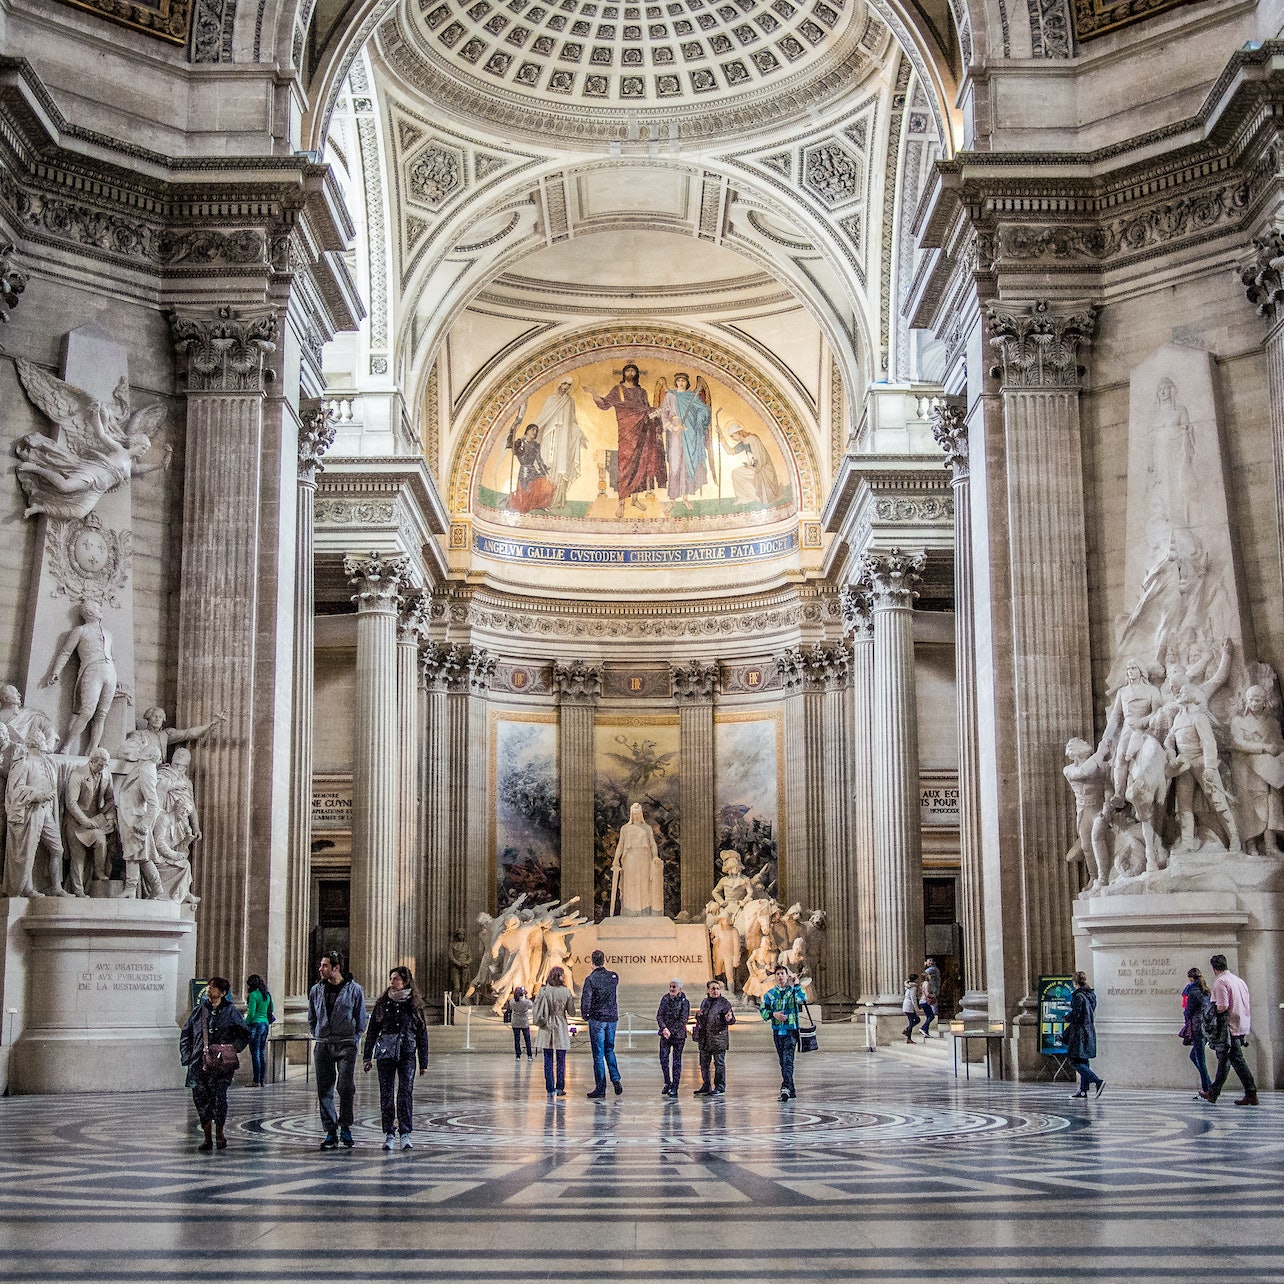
top-left (656, 979), bottom-right (690, 1098)
top-left (692, 979), bottom-right (736, 1095)
top-left (1066, 970), bottom-right (1105, 1099)
top-left (179, 976), bottom-right (251, 1152)
top-left (1181, 966), bottom-right (1213, 1096)
top-left (362, 966), bottom-right (430, 1150)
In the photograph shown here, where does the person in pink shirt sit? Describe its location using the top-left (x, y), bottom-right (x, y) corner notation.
top-left (1200, 953), bottom-right (1258, 1106)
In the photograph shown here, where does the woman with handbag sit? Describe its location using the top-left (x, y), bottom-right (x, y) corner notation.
top-left (362, 966), bottom-right (430, 1151)
top-left (532, 965), bottom-right (576, 1098)
top-left (178, 976), bottom-right (251, 1152)
top-left (1181, 966), bottom-right (1213, 1097)
top-left (245, 973), bottom-right (274, 1087)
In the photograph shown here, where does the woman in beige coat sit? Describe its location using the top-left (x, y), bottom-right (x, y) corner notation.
top-left (533, 966), bottom-right (576, 1097)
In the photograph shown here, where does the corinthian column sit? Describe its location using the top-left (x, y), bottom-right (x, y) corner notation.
top-left (985, 302), bottom-right (1095, 1047)
top-left (861, 549), bottom-right (927, 1005)
top-left (841, 586), bottom-right (877, 1003)
top-left (775, 647), bottom-right (827, 912)
top-left (286, 406), bottom-right (336, 1006)
top-left (816, 642), bottom-right (854, 1001)
top-left (170, 307), bottom-right (287, 988)
top-left (555, 660), bottom-right (601, 914)
top-left (932, 402), bottom-right (986, 1019)
top-left (396, 593), bottom-right (430, 973)
top-left (672, 659), bottom-right (718, 918)
top-left (345, 552), bottom-right (409, 991)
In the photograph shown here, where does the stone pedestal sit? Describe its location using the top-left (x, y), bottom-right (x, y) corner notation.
top-left (6, 897), bottom-right (194, 1094)
top-left (567, 916), bottom-right (713, 1017)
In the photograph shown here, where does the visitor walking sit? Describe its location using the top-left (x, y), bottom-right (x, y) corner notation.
top-left (244, 973), bottom-right (273, 1087)
top-left (179, 976), bottom-right (250, 1152)
top-left (656, 979), bottom-right (690, 1097)
top-left (1180, 966), bottom-right (1213, 1097)
top-left (760, 965), bottom-right (806, 1101)
top-left (1067, 970), bottom-right (1105, 1098)
top-left (308, 951), bottom-right (367, 1150)
top-left (1201, 953), bottom-right (1258, 1105)
top-left (362, 966), bottom-right (430, 1151)
top-left (533, 965), bottom-right (575, 1098)
top-left (509, 986), bottom-right (534, 1060)
top-left (693, 978), bottom-right (736, 1095)
top-left (918, 972), bottom-right (938, 1040)
top-left (902, 973), bottom-right (922, 1043)
top-left (580, 949), bottom-right (622, 1098)
top-left (924, 957), bottom-right (943, 1019)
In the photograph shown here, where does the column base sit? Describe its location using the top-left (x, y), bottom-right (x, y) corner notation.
top-left (858, 997), bottom-right (914, 1048)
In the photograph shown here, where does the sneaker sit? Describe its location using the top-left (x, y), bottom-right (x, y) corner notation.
top-left (383, 1133), bottom-right (396, 1151)
top-left (320, 1132), bottom-right (339, 1151)
top-left (661, 1086), bottom-right (672, 1097)
top-left (693, 1086), bottom-right (712, 1096)
top-left (780, 1089), bottom-right (790, 1102)
top-left (667, 1088), bottom-right (678, 1098)
top-left (340, 1127), bottom-right (355, 1148)
top-left (1094, 1081), bottom-right (1106, 1099)
top-left (555, 1089), bottom-right (566, 1097)
top-left (1070, 1091), bottom-right (1088, 1099)
top-left (1234, 1094), bottom-right (1260, 1106)
top-left (401, 1135), bottom-right (414, 1149)
top-left (713, 1087), bottom-right (725, 1095)
top-left (613, 1080), bottom-right (623, 1096)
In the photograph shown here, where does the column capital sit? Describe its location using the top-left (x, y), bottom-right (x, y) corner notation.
top-left (839, 582), bottom-right (874, 640)
top-left (468, 646), bottom-right (497, 695)
top-left (420, 640), bottom-right (465, 691)
top-left (298, 403), bottom-right (338, 485)
top-left (1239, 226), bottom-right (1284, 320)
top-left (985, 300), bottom-right (1096, 390)
top-left (808, 642), bottom-right (850, 689)
top-left (345, 551), bottom-right (409, 612)
top-left (930, 401), bottom-right (969, 481)
top-left (397, 590), bottom-right (432, 644)
top-left (169, 305), bottom-right (279, 393)
top-left (554, 658), bottom-right (602, 706)
top-left (774, 646), bottom-right (827, 692)
top-left (671, 659), bottom-right (718, 704)
top-left (859, 548), bottom-right (926, 609)
top-left (0, 243), bottom-right (27, 321)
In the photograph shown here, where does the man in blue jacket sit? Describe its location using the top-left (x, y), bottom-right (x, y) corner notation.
top-left (580, 949), bottom-right (622, 1098)
top-left (308, 951), bottom-right (368, 1149)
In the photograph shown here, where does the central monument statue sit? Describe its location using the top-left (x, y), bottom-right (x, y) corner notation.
top-left (611, 801), bottom-right (664, 916)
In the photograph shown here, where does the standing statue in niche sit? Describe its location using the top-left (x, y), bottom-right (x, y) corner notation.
top-left (116, 731), bottom-right (163, 899)
top-left (612, 801), bottom-right (664, 916)
top-left (63, 746), bottom-right (116, 895)
top-left (13, 358), bottom-right (170, 521)
top-left (40, 599), bottom-right (117, 755)
top-left (3, 719), bottom-right (67, 898)
top-left (1165, 683), bottom-right (1240, 853)
top-left (1229, 684), bottom-right (1284, 855)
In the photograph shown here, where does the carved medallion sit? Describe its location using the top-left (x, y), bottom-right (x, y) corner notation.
top-left (46, 514), bottom-right (132, 607)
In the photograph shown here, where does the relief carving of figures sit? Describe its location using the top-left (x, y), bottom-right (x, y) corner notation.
top-left (136, 705), bottom-right (224, 764)
top-left (63, 747), bottom-right (116, 896)
top-left (13, 359), bottom-right (170, 521)
top-left (3, 718), bottom-right (67, 898)
top-left (1229, 684), bottom-right (1284, 855)
top-left (1164, 684), bottom-right (1240, 853)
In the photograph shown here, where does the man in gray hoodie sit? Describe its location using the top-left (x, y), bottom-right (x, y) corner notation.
top-left (308, 951), bottom-right (368, 1149)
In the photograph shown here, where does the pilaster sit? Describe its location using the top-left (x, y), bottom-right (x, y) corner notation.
top-left (672, 659), bottom-right (717, 919)
top-left (816, 642), bottom-right (854, 1002)
top-left (554, 659), bottom-right (602, 916)
top-left (775, 646), bottom-right (827, 914)
top-left (396, 592), bottom-right (431, 974)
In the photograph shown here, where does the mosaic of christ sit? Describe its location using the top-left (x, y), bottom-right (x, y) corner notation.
top-left (474, 353), bottom-right (796, 531)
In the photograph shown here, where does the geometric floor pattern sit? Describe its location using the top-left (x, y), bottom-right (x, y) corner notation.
top-left (1, 1046), bottom-right (1281, 1283)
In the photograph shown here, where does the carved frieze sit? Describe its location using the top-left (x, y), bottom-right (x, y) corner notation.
top-left (554, 658), bottom-right (603, 705)
top-left (54, 0), bottom-right (192, 45)
top-left (491, 661), bottom-right (553, 695)
top-left (345, 552), bottom-right (410, 612)
top-left (671, 659), bottom-right (718, 703)
top-left (930, 402), bottom-right (968, 481)
top-left (298, 405), bottom-right (338, 486)
top-left (315, 499), bottom-right (398, 525)
top-left (859, 548), bottom-right (926, 609)
top-left (721, 660), bottom-right (782, 693)
top-left (986, 301), bottom-right (1096, 389)
top-left (170, 307), bottom-right (278, 393)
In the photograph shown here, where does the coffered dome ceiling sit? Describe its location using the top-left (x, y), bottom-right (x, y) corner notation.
top-left (376, 0), bottom-right (890, 143)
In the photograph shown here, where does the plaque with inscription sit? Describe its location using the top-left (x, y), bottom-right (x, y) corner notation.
top-left (312, 776), bottom-right (353, 832)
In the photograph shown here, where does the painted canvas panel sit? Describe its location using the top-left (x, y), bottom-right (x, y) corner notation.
top-left (593, 717), bottom-right (680, 921)
top-left (492, 714), bottom-right (560, 910)
top-left (715, 712), bottom-right (782, 895)
top-left (475, 352), bottom-right (795, 531)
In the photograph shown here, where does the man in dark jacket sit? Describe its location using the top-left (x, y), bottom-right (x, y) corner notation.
top-left (656, 979), bottom-right (690, 1097)
top-left (308, 951), bottom-right (368, 1149)
top-left (580, 949), bottom-right (622, 1098)
top-left (693, 979), bottom-right (736, 1095)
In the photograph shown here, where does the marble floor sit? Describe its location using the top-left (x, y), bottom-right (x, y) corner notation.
top-left (0, 1041), bottom-right (1280, 1283)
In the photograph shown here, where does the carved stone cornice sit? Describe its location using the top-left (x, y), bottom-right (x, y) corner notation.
top-left (170, 306), bottom-right (278, 393)
top-left (344, 552), bottom-right (409, 614)
top-left (839, 582), bottom-right (874, 640)
top-left (930, 402), bottom-right (969, 481)
top-left (986, 301), bottom-right (1096, 390)
top-left (859, 548), bottom-right (926, 610)
top-left (420, 641), bottom-right (466, 692)
top-left (1240, 227), bottom-right (1284, 320)
top-left (397, 591), bottom-right (432, 645)
top-left (298, 404), bottom-right (338, 485)
top-left (671, 659), bottom-right (718, 704)
top-left (0, 241), bottom-right (26, 320)
top-left (553, 659), bottom-right (603, 706)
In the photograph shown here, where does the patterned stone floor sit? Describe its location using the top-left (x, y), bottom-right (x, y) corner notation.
top-left (0, 1044), bottom-right (1281, 1282)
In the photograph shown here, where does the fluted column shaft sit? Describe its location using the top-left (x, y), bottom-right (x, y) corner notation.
top-left (395, 599), bottom-right (427, 974)
top-left (673, 660), bottom-right (717, 919)
top-left (845, 603), bottom-right (877, 1003)
top-left (864, 552), bottom-right (926, 1002)
top-left (463, 651), bottom-right (495, 939)
top-left (286, 409), bottom-right (336, 1000)
top-left (555, 661), bottom-right (601, 915)
top-left (346, 553), bottom-right (408, 992)
top-left (420, 643), bottom-right (461, 1001)
top-left (820, 647), bottom-right (855, 1000)
top-left (933, 406), bottom-right (986, 1015)
top-left (776, 650), bottom-right (827, 912)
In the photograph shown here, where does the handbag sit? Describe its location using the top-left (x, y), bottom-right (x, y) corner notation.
top-left (794, 995), bottom-right (819, 1053)
top-left (372, 1028), bottom-right (405, 1060)
top-left (200, 1008), bottom-right (240, 1074)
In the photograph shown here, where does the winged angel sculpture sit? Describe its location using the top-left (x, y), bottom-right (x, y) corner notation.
top-left (13, 359), bottom-right (171, 521)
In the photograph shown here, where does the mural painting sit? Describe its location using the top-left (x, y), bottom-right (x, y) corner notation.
top-left (715, 712), bottom-right (783, 896)
top-left (593, 717), bottom-right (681, 920)
top-left (475, 352), bottom-right (795, 531)
top-left (491, 713), bottom-right (560, 910)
